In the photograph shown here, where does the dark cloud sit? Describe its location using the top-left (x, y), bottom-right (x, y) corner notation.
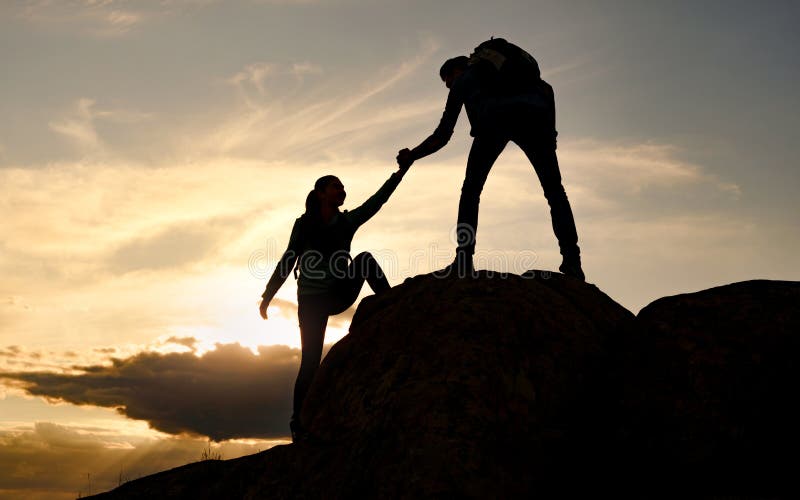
top-left (1, 343), bottom-right (332, 441)
top-left (164, 336), bottom-right (197, 349)
top-left (0, 345), bottom-right (24, 359)
top-left (94, 347), bottom-right (117, 354)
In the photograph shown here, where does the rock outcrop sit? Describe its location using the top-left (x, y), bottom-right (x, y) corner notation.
top-left (621, 280), bottom-right (800, 495)
top-left (298, 270), bottom-right (633, 498)
top-left (88, 275), bottom-right (799, 499)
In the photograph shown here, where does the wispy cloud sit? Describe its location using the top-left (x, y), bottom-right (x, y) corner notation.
top-left (107, 211), bottom-right (257, 274)
top-left (227, 62), bottom-right (276, 98)
top-left (205, 37), bottom-right (441, 160)
top-left (48, 98), bottom-right (154, 157)
top-left (291, 62), bottom-right (324, 81)
top-left (17, 0), bottom-right (146, 36)
top-left (48, 98), bottom-right (104, 153)
top-left (13, 0), bottom-right (342, 40)
top-left (559, 139), bottom-right (742, 197)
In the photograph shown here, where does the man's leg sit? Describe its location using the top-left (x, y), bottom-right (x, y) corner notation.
top-left (452, 135), bottom-right (508, 272)
top-left (515, 137), bottom-right (584, 280)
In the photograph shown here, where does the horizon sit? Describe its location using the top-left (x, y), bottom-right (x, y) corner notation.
top-left (2, 0), bottom-right (799, 497)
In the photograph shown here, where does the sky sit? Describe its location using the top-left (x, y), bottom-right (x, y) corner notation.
top-left (1, 0), bottom-right (799, 497)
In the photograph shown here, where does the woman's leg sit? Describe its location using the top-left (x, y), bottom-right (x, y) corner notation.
top-left (328, 252), bottom-right (389, 315)
top-left (293, 294), bottom-right (328, 436)
top-left (354, 251), bottom-right (390, 294)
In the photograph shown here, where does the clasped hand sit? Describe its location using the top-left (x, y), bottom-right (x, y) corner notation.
top-left (396, 148), bottom-right (414, 170)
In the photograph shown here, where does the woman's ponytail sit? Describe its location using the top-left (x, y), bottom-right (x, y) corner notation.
top-left (304, 189), bottom-right (321, 219)
top-left (301, 175), bottom-right (338, 241)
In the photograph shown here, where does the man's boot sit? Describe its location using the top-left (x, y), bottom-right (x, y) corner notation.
top-left (436, 246), bottom-right (476, 279)
top-left (558, 255), bottom-right (585, 281)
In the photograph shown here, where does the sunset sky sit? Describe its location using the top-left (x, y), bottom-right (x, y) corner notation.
top-left (1, 0), bottom-right (799, 497)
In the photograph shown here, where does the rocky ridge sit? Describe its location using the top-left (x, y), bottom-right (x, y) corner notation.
top-left (88, 273), bottom-right (800, 499)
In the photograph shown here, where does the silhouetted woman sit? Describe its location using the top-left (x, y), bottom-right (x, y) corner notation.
top-left (259, 166), bottom-right (407, 442)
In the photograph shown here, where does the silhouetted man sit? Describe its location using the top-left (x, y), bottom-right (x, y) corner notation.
top-left (397, 39), bottom-right (584, 280)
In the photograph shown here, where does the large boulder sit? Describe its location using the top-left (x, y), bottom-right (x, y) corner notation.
top-left (623, 280), bottom-right (800, 494)
top-left (301, 270), bottom-right (634, 497)
top-left (90, 270), bottom-right (633, 498)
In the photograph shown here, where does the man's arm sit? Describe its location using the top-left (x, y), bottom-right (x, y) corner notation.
top-left (398, 84), bottom-right (464, 168)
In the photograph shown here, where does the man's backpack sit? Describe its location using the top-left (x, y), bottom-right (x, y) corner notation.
top-left (468, 38), bottom-right (541, 96)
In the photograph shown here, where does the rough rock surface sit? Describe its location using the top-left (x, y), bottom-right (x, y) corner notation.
top-left (88, 276), bottom-right (800, 499)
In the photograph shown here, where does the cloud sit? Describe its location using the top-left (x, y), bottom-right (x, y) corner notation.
top-left (0, 158), bottom-right (291, 284)
top-left (0, 349), bottom-right (19, 359)
top-left (1, 342), bottom-right (336, 440)
top-left (206, 37), bottom-right (440, 160)
top-left (224, 61), bottom-right (324, 104)
top-left (107, 212), bottom-right (254, 274)
top-left (0, 421), bottom-right (280, 498)
top-left (14, 0), bottom-right (314, 38)
top-left (559, 139), bottom-right (741, 196)
top-left (291, 62), bottom-right (324, 81)
top-left (0, 346), bottom-right (46, 363)
top-left (49, 98), bottom-right (103, 153)
top-left (227, 62), bottom-right (275, 97)
top-left (48, 98), bottom-right (154, 157)
top-left (164, 337), bottom-right (197, 349)
top-left (469, 137), bottom-right (742, 228)
top-left (16, 0), bottom-right (146, 37)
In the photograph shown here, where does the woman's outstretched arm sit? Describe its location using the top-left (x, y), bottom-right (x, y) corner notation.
top-left (259, 219), bottom-right (303, 319)
top-left (345, 167), bottom-right (407, 229)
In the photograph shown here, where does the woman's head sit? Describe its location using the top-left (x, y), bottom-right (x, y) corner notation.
top-left (305, 175), bottom-right (345, 216)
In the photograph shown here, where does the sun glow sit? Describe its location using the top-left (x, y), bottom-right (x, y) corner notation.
top-left (173, 299), bottom-right (351, 355)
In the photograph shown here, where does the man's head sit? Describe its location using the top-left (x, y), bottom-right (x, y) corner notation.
top-left (439, 56), bottom-right (469, 89)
